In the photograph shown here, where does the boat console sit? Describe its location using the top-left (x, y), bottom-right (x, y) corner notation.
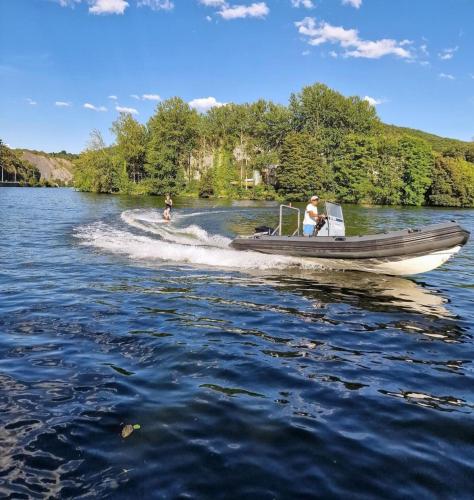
top-left (258, 202), bottom-right (346, 237)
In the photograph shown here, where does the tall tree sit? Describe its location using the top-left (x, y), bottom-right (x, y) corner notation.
top-left (398, 136), bottom-right (433, 206)
top-left (429, 155), bottom-right (474, 207)
top-left (370, 137), bottom-right (404, 205)
top-left (74, 131), bottom-right (117, 193)
top-left (146, 98), bottom-right (199, 194)
top-left (333, 134), bottom-right (376, 204)
top-left (276, 132), bottom-right (331, 200)
top-left (289, 83), bottom-right (380, 136)
top-left (111, 113), bottom-right (147, 184)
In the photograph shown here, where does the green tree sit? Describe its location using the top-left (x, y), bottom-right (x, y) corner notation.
top-left (333, 134), bottom-right (376, 203)
top-left (289, 83), bottom-right (380, 136)
top-left (276, 132), bottom-right (331, 200)
top-left (428, 155), bottom-right (474, 207)
top-left (370, 136), bottom-right (404, 205)
top-left (398, 137), bottom-right (433, 205)
top-left (146, 98), bottom-right (199, 194)
top-left (0, 139), bottom-right (41, 185)
top-left (111, 113), bottom-right (147, 185)
top-left (74, 131), bottom-right (117, 193)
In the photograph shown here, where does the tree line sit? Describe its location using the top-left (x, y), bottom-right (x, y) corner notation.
top-left (0, 140), bottom-right (42, 185)
top-left (62, 83), bottom-right (474, 207)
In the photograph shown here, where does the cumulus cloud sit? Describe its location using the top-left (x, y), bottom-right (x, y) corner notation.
top-left (55, 101), bottom-right (72, 107)
top-left (363, 96), bottom-right (383, 106)
top-left (438, 46), bottom-right (458, 60)
top-left (84, 102), bottom-right (108, 111)
top-left (342, 0), bottom-right (362, 8)
top-left (438, 73), bottom-right (455, 80)
top-left (89, 0), bottom-right (129, 15)
top-left (116, 105), bottom-right (139, 114)
top-left (199, 0), bottom-right (226, 5)
top-left (137, 0), bottom-right (174, 10)
top-left (57, 0), bottom-right (173, 14)
top-left (142, 94), bottom-right (161, 101)
top-left (218, 2), bottom-right (269, 20)
top-left (291, 0), bottom-right (314, 8)
top-left (198, 1), bottom-right (269, 20)
top-left (189, 96), bottom-right (225, 112)
top-left (26, 98), bottom-right (37, 105)
top-left (108, 95), bottom-right (118, 100)
top-left (295, 17), bottom-right (412, 59)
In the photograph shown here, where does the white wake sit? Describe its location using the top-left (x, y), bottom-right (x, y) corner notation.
top-left (74, 209), bottom-right (321, 271)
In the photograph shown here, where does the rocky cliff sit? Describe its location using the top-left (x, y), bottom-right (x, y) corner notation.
top-left (21, 151), bottom-right (74, 185)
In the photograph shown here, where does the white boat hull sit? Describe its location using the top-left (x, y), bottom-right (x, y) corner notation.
top-left (306, 246), bottom-right (462, 276)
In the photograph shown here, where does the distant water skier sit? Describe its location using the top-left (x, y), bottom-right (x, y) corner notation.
top-left (163, 194), bottom-right (173, 222)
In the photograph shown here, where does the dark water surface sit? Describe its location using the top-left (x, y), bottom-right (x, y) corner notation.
top-left (0, 188), bottom-right (473, 499)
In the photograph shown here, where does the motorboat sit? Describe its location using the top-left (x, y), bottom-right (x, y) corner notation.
top-left (230, 203), bottom-right (470, 276)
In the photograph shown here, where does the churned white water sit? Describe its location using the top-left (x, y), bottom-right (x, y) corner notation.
top-left (75, 209), bottom-right (321, 271)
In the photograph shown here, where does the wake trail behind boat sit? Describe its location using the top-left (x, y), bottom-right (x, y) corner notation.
top-left (74, 209), bottom-right (322, 271)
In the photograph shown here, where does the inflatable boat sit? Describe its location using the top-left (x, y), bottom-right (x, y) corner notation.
top-left (230, 203), bottom-right (470, 276)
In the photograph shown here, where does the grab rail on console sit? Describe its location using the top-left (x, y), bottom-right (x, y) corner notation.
top-left (272, 204), bottom-right (301, 236)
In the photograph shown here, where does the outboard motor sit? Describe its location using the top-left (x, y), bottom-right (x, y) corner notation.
top-left (316, 202), bottom-right (345, 237)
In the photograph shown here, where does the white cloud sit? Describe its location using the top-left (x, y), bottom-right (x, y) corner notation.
top-left (206, 15), bottom-right (212, 21)
top-left (420, 44), bottom-right (429, 56)
top-left (58, 0), bottom-right (173, 14)
top-left (302, 49), bottom-right (310, 56)
top-left (342, 0), bottom-right (362, 8)
top-left (438, 46), bottom-right (458, 60)
top-left (84, 102), bottom-right (108, 111)
top-left (142, 94), bottom-right (161, 101)
top-left (55, 101), bottom-right (72, 107)
top-left (89, 0), bottom-right (129, 15)
top-left (130, 94), bottom-right (141, 100)
top-left (108, 95), bottom-right (118, 100)
top-left (189, 96), bottom-right (225, 112)
top-left (295, 17), bottom-right (412, 59)
top-left (470, 73), bottom-right (474, 80)
top-left (26, 98), bottom-right (37, 105)
top-left (199, 0), bottom-right (226, 5)
top-left (218, 2), bottom-right (269, 20)
top-left (137, 0), bottom-right (174, 10)
top-left (439, 73), bottom-right (455, 80)
top-left (291, 0), bottom-right (314, 8)
top-left (116, 105), bottom-right (139, 114)
top-left (57, 0), bottom-right (81, 6)
top-left (364, 96), bottom-right (383, 106)
top-left (329, 50), bottom-right (338, 58)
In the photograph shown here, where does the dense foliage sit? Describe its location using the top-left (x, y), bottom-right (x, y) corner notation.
top-left (0, 140), bottom-right (41, 185)
top-left (73, 83), bottom-right (474, 207)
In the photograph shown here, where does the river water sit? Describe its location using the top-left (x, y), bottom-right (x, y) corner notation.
top-left (0, 188), bottom-right (473, 499)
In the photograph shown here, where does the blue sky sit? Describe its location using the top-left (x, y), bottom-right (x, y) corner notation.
top-left (1, 0), bottom-right (473, 153)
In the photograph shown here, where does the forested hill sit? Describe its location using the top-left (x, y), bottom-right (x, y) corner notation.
top-left (0, 141), bottom-right (76, 186)
top-left (74, 82), bottom-right (474, 207)
top-left (383, 124), bottom-right (474, 160)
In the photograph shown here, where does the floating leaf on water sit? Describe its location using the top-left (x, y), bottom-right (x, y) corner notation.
top-left (121, 424), bottom-right (134, 438)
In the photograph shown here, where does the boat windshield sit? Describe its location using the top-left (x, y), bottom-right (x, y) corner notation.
top-left (326, 202), bottom-right (344, 221)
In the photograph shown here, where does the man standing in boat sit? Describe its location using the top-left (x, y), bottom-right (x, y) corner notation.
top-left (303, 195), bottom-right (325, 236)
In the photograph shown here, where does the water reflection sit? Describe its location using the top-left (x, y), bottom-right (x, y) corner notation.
top-left (257, 270), bottom-right (452, 319)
